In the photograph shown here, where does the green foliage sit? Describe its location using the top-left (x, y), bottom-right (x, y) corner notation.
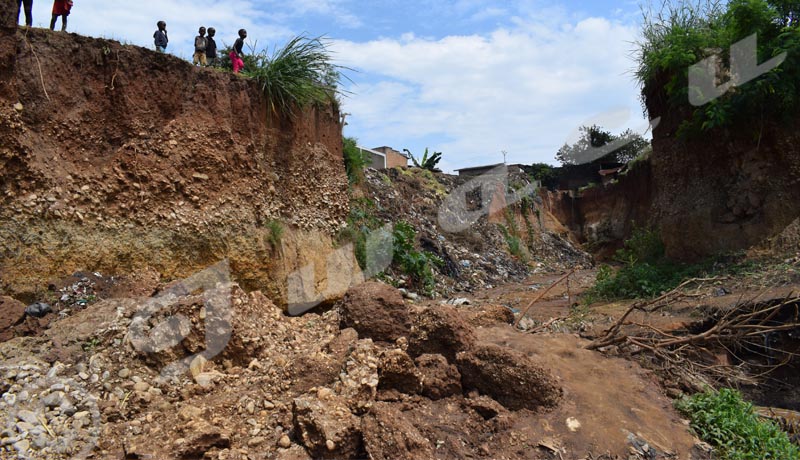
top-left (584, 228), bottom-right (701, 301)
top-left (264, 219), bottom-right (284, 249)
top-left (343, 137), bottom-right (369, 185)
top-left (637, 0), bottom-right (800, 135)
top-left (675, 388), bottom-right (800, 459)
top-left (528, 163), bottom-right (557, 184)
top-left (338, 197), bottom-right (381, 270)
top-left (243, 35), bottom-right (349, 117)
top-left (82, 337), bottom-right (101, 353)
top-left (555, 125), bottom-right (650, 166)
top-left (392, 221), bottom-right (442, 294)
top-left (403, 148), bottom-right (443, 171)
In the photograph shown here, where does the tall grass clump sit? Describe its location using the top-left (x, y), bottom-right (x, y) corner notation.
top-left (245, 35), bottom-right (350, 118)
top-left (676, 388), bottom-right (800, 459)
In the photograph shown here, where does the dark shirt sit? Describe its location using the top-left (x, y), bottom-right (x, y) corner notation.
top-left (206, 37), bottom-right (217, 59)
top-left (233, 37), bottom-right (244, 56)
top-left (153, 29), bottom-right (168, 48)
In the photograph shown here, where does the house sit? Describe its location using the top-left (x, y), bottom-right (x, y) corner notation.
top-left (599, 166), bottom-right (624, 186)
top-left (358, 145), bottom-right (409, 169)
top-left (455, 163), bottom-right (525, 178)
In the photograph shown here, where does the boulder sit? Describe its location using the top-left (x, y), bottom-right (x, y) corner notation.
top-left (456, 344), bottom-right (562, 411)
top-left (378, 349), bottom-right (422, 395)
top-left (408, 306), bottom-right (476, 363)
top-left (0, 296), bottom-right (26, 341)
top-left (340, 282), bottom-right (410, 342)
top-left (415, 354), bottom-right (462, 400)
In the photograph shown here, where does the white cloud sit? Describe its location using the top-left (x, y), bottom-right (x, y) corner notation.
top-left (336, 15), bottom-right (646, 171)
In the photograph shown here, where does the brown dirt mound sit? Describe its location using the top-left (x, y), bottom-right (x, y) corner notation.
top-left (457, 343), bottom-right (562, 411)
top-left (408, 305), bottom-right (476, 363)
top-left (339, 282), bottom-right (410, 342)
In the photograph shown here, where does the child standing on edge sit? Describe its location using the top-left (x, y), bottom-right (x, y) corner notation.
top-left (153, 21), bottom-right (168, 52)
top-left (17, 0), bottom-right (33, 27)
top-left (205, 27), bottom-right (218, 66)
top-left (50, 0), bottom-right (72, 31)
top-left (230, 29), bottom-right (247, 74)
top-left (193, 27), bottom-right (207, 66)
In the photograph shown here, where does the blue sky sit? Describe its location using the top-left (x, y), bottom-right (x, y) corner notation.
top-left (22, 0), bottom-right (653, 172)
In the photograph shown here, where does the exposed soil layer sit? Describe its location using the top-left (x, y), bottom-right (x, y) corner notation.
top-left (0, 23), bottom-right (349, 300)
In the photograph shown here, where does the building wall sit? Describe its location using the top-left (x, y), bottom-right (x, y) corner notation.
top-left (373, 146), bottom-right (408, 168)
top-left (386, 151), bottom-right (408, 168)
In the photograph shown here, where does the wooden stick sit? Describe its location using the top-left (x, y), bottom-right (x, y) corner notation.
top-left (514, 268), bottom-right (576, 328)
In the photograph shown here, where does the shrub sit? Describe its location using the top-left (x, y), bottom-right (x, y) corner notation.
top-left (337, 197), bottom-right (381, 270)
top-left (264, 219), bottom-right (284, 249)
top-left (636, 0), bottom-right (800, 136)
top-left (392, 221), bottom-right (442, 294)
top-left (584, 228), bottom-right (701, 301)
top-left (676, 388), bottom-right (800, 459)
top-left (343, 136), bottom-right (369, 185)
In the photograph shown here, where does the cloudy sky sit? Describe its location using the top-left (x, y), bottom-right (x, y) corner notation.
top-left (22, 0), bottom-right (653, 172)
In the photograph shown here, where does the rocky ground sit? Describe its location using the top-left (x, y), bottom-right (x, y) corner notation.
top-left (0, 277), bottom-right (705, 459)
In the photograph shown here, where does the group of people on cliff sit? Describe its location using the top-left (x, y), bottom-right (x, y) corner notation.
top-left (15, 1), bottom-right (249, 75)
top-left (16, 0), bottom-right (73, 31)
top-left (154, 22), bottom-right (247, 74)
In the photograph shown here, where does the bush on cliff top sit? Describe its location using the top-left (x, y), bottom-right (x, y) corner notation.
top-left (636, 0), bottom-right (800, 135)
top-left (244, 35), bottom-right (349, 117)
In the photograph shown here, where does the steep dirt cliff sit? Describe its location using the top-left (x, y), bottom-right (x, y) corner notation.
top-left (543, 104), bottom-right (800, 262)
top-left (0, 16), bottom-right (350, 301)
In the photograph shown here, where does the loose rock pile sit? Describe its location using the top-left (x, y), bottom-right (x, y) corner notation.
top-left (0, 280), bottom-right (564, 459)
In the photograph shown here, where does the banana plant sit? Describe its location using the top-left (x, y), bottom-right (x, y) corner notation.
top-left (403, 147), bottom-right (442, 172)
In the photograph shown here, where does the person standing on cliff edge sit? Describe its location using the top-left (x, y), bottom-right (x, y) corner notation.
top-left (193, 27), bottom-right (207, 66)
top-left (153, 21), bottom-right (168, 53)
top-left (17, 0), bottom-right (33, 27)
top-left (230, 29), bottom-right (247, 74)
top-left (205, 27), bottom-right (218, 67)
top-left (50, 0), bottom-right (73, 31)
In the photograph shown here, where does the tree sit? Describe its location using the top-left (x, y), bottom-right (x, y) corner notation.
top-left (403, 148), bottom-right (442, 172)
top-left (555, 125), bottom-right (649, 166)
top-left (767, 0), bottom-right (800, 26)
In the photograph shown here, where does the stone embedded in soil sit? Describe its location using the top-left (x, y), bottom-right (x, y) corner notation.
top-left (292, 394), bottom-right (361, 459)
top-left (377, 349), bottom-right (422, 395)
top-left (339, 282), bottom-right (410, 342)
top-left (362, 402), bottom-right (434, 460)
top-left (456, 343), bottom-right (562, 411)
top-left (414, 354), bottom-right (462, 400)
top-left (408, 306), bottom-right (477, 363)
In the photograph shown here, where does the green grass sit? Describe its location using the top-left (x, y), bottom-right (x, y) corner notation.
top-left (243, 35), bottom-right (350, 118)
top-left (583, 227), bottom-right (704, 302)
top-left (676, 388), bottom-right (800, 459)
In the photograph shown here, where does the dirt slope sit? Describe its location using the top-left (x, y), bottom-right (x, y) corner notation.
top-left (0, 19), bottom-right (348, 301)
